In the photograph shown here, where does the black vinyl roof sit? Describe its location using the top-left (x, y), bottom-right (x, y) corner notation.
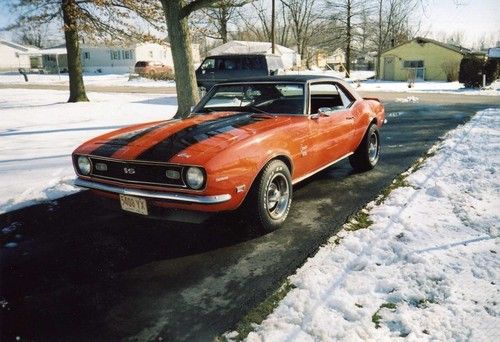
top-left (221, 74), bottom-right (344, 83)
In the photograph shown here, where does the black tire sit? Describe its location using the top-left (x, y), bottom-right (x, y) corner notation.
top-left (246, 160), bottom-right (292, 233)
top-left (349, 124), bottom-right (380, 172)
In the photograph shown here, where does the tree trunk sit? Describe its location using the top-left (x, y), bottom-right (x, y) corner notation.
top-left (161, 0), bottom-right (199, 119)
top-left (345, 0), bottom-right (351, 77)
top-left (62, 0), bottom-right (88, 102)
top-left (376, 0), bottom-right (383, 79)
top-left (220, 7), bottom-right (229, 43)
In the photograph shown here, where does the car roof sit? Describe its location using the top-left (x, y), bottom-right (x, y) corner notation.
top-left (218, 74), bottom-right (345, 84)
top-left (206, 54), bottom-right (276, 58)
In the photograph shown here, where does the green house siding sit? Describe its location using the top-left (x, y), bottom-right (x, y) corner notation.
top-left (381, 40), bottom-right (465, 81)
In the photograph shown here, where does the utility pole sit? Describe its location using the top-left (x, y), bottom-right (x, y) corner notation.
top-left (271, 0), bottom-right (275, 54)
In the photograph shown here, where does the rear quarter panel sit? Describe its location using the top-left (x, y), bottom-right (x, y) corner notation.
top-left (350, 99), bottom-right (385, 151)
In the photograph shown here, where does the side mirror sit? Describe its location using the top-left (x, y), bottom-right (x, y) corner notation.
top-left (318, 107), bottom-right (334, 116)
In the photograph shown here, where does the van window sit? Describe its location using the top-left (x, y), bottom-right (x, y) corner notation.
top-left (223, 58), bottom-right (238, 70)
top-left (201, 58), bottom-right (215, 70)
top-left (241, 56), bottom-right (264, 70)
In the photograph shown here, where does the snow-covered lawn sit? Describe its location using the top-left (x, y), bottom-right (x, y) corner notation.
top-left (246, 108), bottom-right (500, 341)
top-left (0, 72), bottom-right (176, 87)
top-left (287, 69), bottom-right (500, 96)
top-left (0, 89), bottom-right (176, 214)
top-left (2, 70), bottom-right (498, 96)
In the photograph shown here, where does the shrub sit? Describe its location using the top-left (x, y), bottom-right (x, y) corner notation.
top-left (139, 69), bottom-right (175, 81)
top-left (459, 57), bottom-right (484, 88)
top-left (484, 58), bottom-right (500, 85)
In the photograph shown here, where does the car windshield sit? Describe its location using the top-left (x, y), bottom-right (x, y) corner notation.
top-left (196, 83), bottom-right (305, 115)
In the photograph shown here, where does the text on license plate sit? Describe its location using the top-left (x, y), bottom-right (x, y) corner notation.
top-left (119, 194), bottom-right (148, 215)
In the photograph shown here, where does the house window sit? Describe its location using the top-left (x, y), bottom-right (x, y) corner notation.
top-left (110, 50), bottom-right (121, 60)
top-left (403, 60), bottom-right (424, 68)
top-left (83, 52), bottom-right (90, 59)
top-left (122, 50), bottom-right (132, 59)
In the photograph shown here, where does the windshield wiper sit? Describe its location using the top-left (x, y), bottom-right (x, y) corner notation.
top-left (243, 105), bottom-right (270, 114)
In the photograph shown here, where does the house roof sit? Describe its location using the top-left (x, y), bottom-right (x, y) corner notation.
top-left (0, 40), bottom-right (41, 53)
top-left (208, 40), bottom-right (297, 56)
top-left (17, 47), bottom-right (67, 56)
top-left (382, 37), bottom-right (472, 56)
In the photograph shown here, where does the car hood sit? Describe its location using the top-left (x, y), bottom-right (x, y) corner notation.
top-left (78, 112), bottom-right (291, 162)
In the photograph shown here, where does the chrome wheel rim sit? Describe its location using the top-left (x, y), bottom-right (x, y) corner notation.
top-left (266, 173), bottom-right (290, 220)
top-left (368, 133), bottom-right (379, 163)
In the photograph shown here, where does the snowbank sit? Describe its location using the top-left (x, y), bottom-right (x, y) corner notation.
top-left (246, 108), bottom-right (500, 341)
top-left (0, 72), bottom-right (176, 88)
top-left (0, 89), bottom-right (176, 214)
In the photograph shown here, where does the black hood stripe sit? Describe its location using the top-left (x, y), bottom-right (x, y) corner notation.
top-left (90, 121), bottom-right (173, 157)
top-left (136, 113), bottom-right (264, 162)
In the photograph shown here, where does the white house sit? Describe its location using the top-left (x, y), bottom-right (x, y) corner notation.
top-left (326, 48), bottom-right (345, 71)
top-left (0, 40), bottom-right (41, 71)
top-left (39, 42), bottom-right (200, 74)
top-left (207, 40), bottom-right (301, 69)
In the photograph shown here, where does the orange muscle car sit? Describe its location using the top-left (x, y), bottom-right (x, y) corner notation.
top-left (73, 75), bottom-right (385, 231)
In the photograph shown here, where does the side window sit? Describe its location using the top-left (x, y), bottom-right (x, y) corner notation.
top-left (251, 57), bottom-right (264, 70)
top-left (201, 58), bottom-right (215, 70)
top-left (223, 57), bottom-right (238, 70)
top-left (242, 57), bottom-right (252, 70)
top-left (335, 83), bottom-right (355, 108)
top-left (309, 83), bottom-right (344, 114)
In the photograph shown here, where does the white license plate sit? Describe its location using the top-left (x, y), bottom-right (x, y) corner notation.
top-left (119, 194), bottom-right (148, 215)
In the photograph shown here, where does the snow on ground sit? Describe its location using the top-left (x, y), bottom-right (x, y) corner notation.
top-left (355, 79), bottom-right (500, 96)
top-left (0, 72), bottom-right (176, 87)
top-left (1, 70), bottom-right (498, 95)
top-left (0, 89), bottom-right (176, 214)
top-left (246, 108), bottom-right (500, 341)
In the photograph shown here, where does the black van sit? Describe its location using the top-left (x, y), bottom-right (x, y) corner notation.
top-left (196, 54), bottom-right (284, 91)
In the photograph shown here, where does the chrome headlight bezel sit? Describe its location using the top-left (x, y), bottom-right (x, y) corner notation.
top-left (77, 156), bottom-right (91, 175)
top-left (185, 166), bottom-right (205, 190)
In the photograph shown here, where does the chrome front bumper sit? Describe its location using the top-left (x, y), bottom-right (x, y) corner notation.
top-left (74, 178), bottom-right (232, 204)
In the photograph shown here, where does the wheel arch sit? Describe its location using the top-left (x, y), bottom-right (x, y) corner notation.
top-left (243, 153), bottom-right (294, 202)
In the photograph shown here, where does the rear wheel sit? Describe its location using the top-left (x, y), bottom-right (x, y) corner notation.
top-left (246, 160), bottom-right (292, 233)
top-left (349, 124), bottom-right (380, 171)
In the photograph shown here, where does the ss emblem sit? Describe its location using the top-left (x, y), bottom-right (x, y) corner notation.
top-left (123, 167), bottom-right (136, 174)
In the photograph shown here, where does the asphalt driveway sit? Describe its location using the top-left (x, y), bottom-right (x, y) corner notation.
top-left (0, 100), bottom-right (497, 341)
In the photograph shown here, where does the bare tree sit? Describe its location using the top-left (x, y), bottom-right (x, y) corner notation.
top-left (323, 0), bottom-right (367, 75)
top-left (192, 0), bottom-right (253, 43)
top-left (14, 24), bottom-right (49, 48)
top-left (5, 0), bottom-right (165, 102)
top-left (235, 0), bottom-right (290, 46)
top-left (374, 0), bottom-right (420, 79)
top-left (160, 0), bottom-right (230, 118)
top-left (280, 0), bottom-right (320, 68)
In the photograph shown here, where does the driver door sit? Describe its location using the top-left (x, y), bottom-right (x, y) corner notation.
top-left (308, 82), bottom-right (354, 168)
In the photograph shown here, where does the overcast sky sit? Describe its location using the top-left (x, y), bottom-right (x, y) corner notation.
top-left (420, 0), bottom-right (499, 46)
top-left (0, 0), bottom-right (498, 48)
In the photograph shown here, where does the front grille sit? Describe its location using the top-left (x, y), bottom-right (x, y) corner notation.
top-left (85, 156), bottom-right (186, 187)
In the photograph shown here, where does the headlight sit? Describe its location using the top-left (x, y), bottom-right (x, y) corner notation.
top-left (77, 156), bottom-right (91, 175)
top-left (185, 167), bottom-right (205, 189)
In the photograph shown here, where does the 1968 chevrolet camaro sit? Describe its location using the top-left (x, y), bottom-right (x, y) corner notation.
top-left (73, 75), bottom-right (385, 231)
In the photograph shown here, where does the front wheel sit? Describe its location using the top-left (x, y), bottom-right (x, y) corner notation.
top-left (349, 124), bottom-right (380, 172)
top-left (246, 160), bottom-right (292, 233)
